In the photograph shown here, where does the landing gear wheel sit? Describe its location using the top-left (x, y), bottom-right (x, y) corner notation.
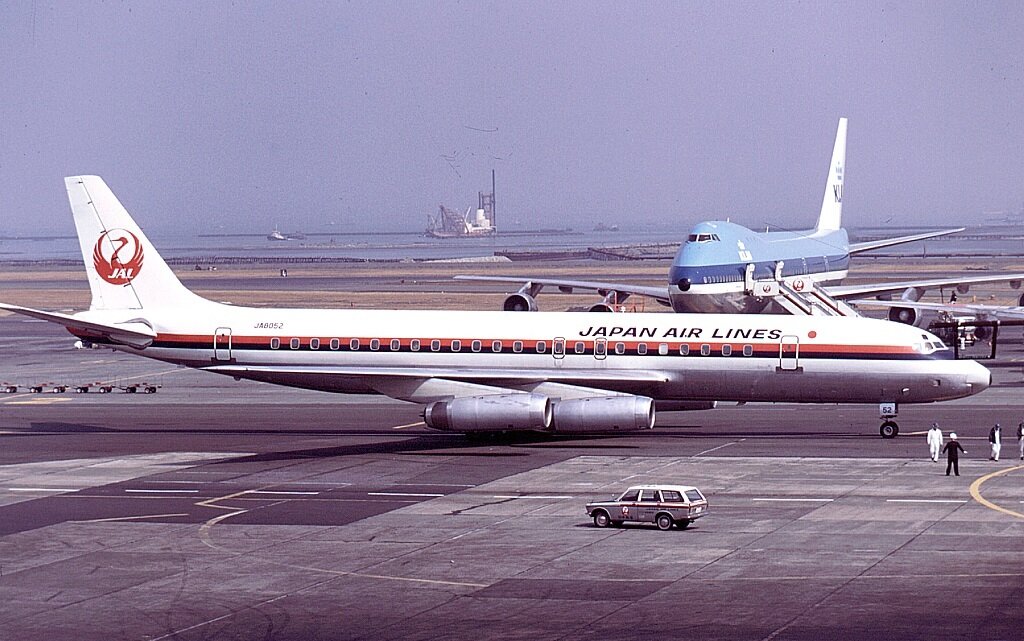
top-left (656, 514), bottom-right (673, 531)
top-left (880, 421), bottom-right (899, 439)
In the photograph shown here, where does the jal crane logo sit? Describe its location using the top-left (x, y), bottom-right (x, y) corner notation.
top-left (93, 229), bottom-right (144, 285)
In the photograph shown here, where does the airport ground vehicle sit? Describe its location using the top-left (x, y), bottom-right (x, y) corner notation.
top-left (586, 485), bottom-right (709, 530)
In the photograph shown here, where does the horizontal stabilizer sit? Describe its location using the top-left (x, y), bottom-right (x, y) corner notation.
top-left (0, 303), bottom-right (155, 348)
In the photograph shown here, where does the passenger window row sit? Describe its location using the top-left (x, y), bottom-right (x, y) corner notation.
top-left (267, 338), bottom-right (758, 356)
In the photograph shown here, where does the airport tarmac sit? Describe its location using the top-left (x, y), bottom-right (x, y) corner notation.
top-left (2, 266), bottom-right (1024, 640)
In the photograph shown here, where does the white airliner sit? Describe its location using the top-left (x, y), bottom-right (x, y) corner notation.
top-left (459, 118), bottom-right (1024, 321)
top-left (0, 177), bottom-right (993, 439)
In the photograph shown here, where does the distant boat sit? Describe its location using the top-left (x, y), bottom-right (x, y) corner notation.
top-left (267, 228), bottom-right (288, 241)
top-left (594, 222), bottom-right (620, 232)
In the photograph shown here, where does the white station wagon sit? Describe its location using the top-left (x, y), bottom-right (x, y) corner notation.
top-left (586, 484), bottom-right (709, 530)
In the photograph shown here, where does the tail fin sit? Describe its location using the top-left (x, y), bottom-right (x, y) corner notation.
top-left (815, 117), bottom-right (847, 232)
top-left (67, 176), bottom-right (203, 311)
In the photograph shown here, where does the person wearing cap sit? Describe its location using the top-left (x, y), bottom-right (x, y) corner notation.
top-left (926, 423), bottom-right (944, 462)
top-left (942, 433), bottom-right (967, 476)
top-left (989, 424), bottom-right (1001, 461)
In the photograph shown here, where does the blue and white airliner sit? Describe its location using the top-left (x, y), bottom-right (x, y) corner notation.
top-left (459, 118), bottom-right (1024, 320)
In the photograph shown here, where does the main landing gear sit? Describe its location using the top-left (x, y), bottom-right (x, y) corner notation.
top-left (879, 402), bottom-right (899, 439)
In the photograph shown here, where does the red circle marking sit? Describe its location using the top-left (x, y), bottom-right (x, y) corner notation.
top-left (808, 330), bottom-right (817, 339)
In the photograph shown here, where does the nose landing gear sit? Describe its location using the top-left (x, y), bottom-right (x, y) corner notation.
top-left (879, 402), bottom-right (899, 439)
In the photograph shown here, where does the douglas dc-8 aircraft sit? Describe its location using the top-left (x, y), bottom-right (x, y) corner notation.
top-left (460, 119), bottom-right (1024, 320)
top-left (0, 177), bottom-right (992, 439)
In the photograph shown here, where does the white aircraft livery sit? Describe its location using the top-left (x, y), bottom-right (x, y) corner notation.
top-left (0, 177), bottom-right (993, 439)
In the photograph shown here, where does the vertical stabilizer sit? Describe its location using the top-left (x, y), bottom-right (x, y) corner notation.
top-left (66, 176), bottom-right (204, 311)
top-left (815, 117), bottom-right (847, 232)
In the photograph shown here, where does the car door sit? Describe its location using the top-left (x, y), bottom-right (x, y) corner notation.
top-left (616, 489), bottom-right (640, 523)
top-left (637, 489), bottom-right (660, 523)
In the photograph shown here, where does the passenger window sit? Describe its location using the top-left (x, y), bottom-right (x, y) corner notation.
top-left (492, 340), bottom-right (502, 353)
top-left (700, 344), bottom-right (711, 356)
top-left (615, 342), bottom-right (626, 355)
top-left (619, 489), bottom-right (640, 502)
top-left (513, 341), bottom-right (523, 353)
top-left (411, 339), bottom-right (420, 352)
top-left (574, 341), bottom-right (585, 354)
top-left (471, 340), bottom-right (481, 352)
top-left (390, 339), bottom-right (401, 351)
top-left (370, 339), bottom-right (380, 351)
top-left (637, 343), bottom-right (648, 355)
top-left (640, 490), bottom-right (658, 502)
top-left (658, 343), bottom-right (668, 355)
top-left (290, 338), bottom-right (300, 350)
top-left (536, 341), bottom-right (546, 353)
top-left (270, 337), bottom-right (280, 349)
top-left (721, 344), bottom-right (732, 356)
top-left (350, 338), bottom-right (360, 350)
top-left (451, 340), bottom-right (461, 352)
top-left (685, 490), bottom-right (704, 502)
top-left (431, 339), bottom-right (441, 351)
top-left (330, 338), bottom-right (340, 350)
top-left (679, 344), bottom-right (690, 356)
top-left (310, 338), bottom-right (320, 350)
top-left (661, 490), bottom-right (683, 502)
top-left (743, 344), bottom-right (753, 356)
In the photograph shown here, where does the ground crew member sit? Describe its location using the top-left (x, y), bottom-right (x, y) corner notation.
top-left (942, 433), bottom-right (966, 476)
top-left (1017, 421), bottom-right (1024, 460)
top-left (989, 424), bottom-right (1001, 461)
top-left (927, 423), bottom-right (943, 462)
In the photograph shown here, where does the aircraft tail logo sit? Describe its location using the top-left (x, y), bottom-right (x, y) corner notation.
top-left (93, 229), bottom-right (145, 285)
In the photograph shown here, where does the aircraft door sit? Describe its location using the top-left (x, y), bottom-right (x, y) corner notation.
top-left (214, 327), bottom-right (232, 361)
top-left (778, 334), bottom-right (800, 371)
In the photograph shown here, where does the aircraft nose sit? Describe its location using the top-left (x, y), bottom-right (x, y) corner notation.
top-left (966, 361), bottom-right (991, 394)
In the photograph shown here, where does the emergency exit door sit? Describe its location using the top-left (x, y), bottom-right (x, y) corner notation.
top-left (778, 335), bottom-right (800, 371)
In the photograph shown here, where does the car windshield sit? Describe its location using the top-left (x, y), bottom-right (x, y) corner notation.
top-left (618, 489), bottom-right (640, 502)
top-left (685, 490), bottom-right (704, 502)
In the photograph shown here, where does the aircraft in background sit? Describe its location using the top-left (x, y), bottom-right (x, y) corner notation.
top-left (458, 118), bottom-right (1024, 322)
top-left (0, 176), bottom-right (992, 438)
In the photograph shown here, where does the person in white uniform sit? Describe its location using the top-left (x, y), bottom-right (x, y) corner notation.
top-left (927, 423), bottom-right (943, 462)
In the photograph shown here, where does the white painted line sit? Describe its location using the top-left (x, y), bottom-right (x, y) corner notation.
top-left (392, 421), bottom-right (425, 430)
top-left (492, 495), bottom-right (574, 500)
top-left (368, 492), bottom-right (444, 498)
top-left (8, 487), bottom-right (76, 493)
top-left (125, 489), bottom-right (199, 494)
top-left (694, 441), bottom-right (740, 456)
top-left (886, 499), bottom-right (967, 504)
top-left (751, 497), bottom-right (834, 502)
top-left (247, 490), bottom-right (321, 496)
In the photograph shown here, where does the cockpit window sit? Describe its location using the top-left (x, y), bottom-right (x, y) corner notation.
top-left (687, 233), bottom-right (720, 243)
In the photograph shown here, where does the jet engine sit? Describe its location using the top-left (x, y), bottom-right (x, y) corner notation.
top-left (888, 306), bottom-right (921, 326)
top-left (587, 303), bottom-right (615, 312)
top-left (550, 396), bottom-right (655, 433)
top-left (503, 293), bottom-right (538, 312)
top-left (423, 394), bottom-right (551, 432)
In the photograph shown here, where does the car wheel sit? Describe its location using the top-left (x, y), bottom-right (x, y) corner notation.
top-left (656, 513), bottom-right (673, 531)
top-left (593, 511), bottom-right (611, 528)
top-left (676, 519), bottom-right (691, 530)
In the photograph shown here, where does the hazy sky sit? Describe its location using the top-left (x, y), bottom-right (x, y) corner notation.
top-left (1, 1), bottom-right (1022, 236)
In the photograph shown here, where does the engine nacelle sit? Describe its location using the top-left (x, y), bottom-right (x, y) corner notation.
top-left (888, 306), bottom-right (921, 326)
top-left (423, 394), bottom-right (552, 432)
top-left (551, 396), bottom-right (655, 433)
top-left (973, 324), bottom-right (993, 341)
top-left (956, 283), bottom-right (970, 295)
top-left (503, 293), bottom-right (538, 312)
top-left (588, 303), bottom-right (615, 312)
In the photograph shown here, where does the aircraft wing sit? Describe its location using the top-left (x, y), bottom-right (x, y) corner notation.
top-left (453, 275), bottom-right (672, 305)
top-left (0, 303), bottom-right (156, 349)
top-left (849, 299), bottom-right (1024, 320)
top-left (848, 227), bottom-right (964, 254)
top-left (205, 363), bottom-right (670, 384)
top-left (824, 273), bottom-right (1024, 300)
